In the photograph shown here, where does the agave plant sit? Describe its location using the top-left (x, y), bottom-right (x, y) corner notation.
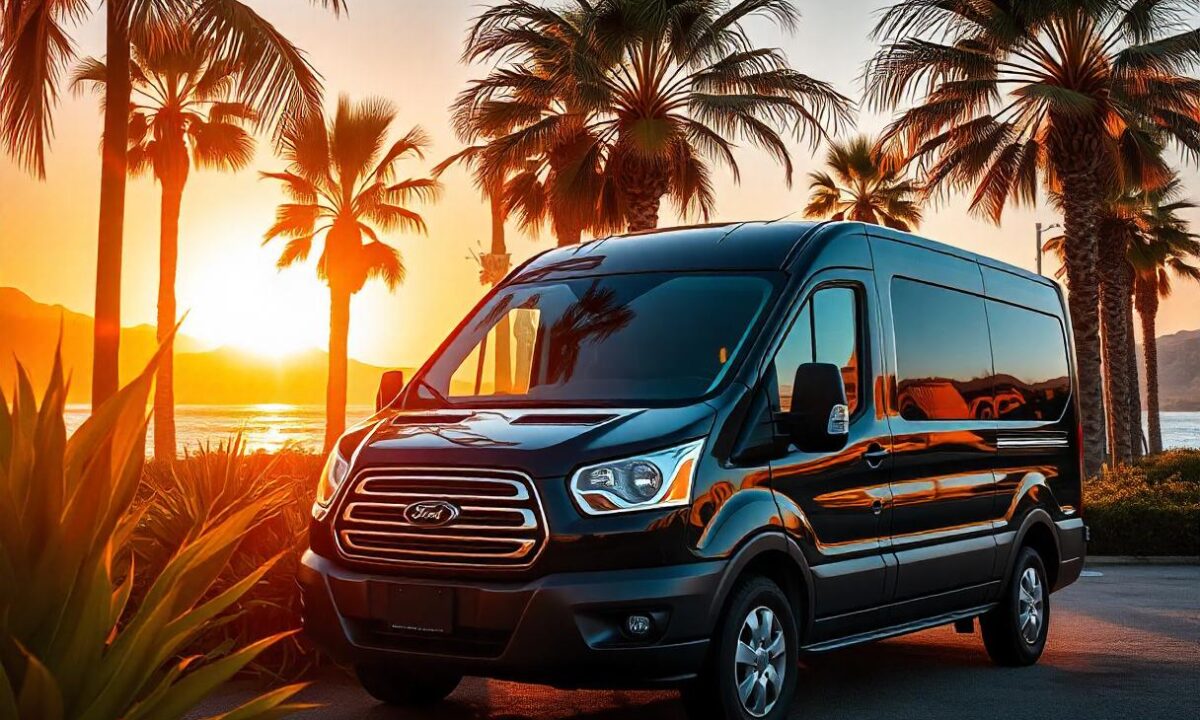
top-left (0, 345), bottom-right (310, 719)
top-left (136, 442), bottom-right (326, 680)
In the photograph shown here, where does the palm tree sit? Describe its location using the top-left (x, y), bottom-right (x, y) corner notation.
top-left (866, 0), bottom-right (1200, 476)
top-left (71, 31), bottom-right (255, 460)
top-left (262, 95), bottom-right (440, 450)
top-left (803, 134), bottom-right (923, 230)
top-left (1127, 178), bottom-right (1200, 453)
top-left (0, 0), bottom-right (344, 408)
top-left (464, 0), bottom-right (852, 232)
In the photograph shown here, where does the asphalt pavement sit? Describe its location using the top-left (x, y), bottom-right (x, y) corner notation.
top-left (192, 564), bottom-right (1200, 720)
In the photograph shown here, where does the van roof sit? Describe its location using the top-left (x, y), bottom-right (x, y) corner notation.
top-left (510, 220), bottom-right (1055, 289)
top-left (511, 221), bottom-right (823, 281)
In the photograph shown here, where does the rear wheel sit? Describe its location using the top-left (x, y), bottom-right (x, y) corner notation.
top-left (682, 576), bottom-right (799, 720)
top-left (354, 663), bottom-right (462, 706)
top-left (981, 546), bottom-right (1050, 666)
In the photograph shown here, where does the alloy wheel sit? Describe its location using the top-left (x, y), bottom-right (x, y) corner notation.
top-left (733, 605), bottom-right (788, 717)
top-left (1017, 566), bottom-right (1044, 644)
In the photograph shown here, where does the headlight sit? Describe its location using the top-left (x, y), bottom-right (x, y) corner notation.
top-left (570, 440), bottom-right (704, 515)
top-left (315, 448), bottom-right (351, 508)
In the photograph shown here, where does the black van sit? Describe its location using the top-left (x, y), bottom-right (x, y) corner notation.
top-left (299, 221), bottom-right (1087, 720)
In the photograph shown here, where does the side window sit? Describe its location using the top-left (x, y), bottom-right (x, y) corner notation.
top-left (774, 286), bottom-right (860, 414)
top-left (986, 300), bottom-right (1071, 421)
top-left (891, 278), bottom-right (993, 421)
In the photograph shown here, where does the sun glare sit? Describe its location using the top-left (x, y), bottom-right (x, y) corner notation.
top-left (179, 240), bottom-right (329, 359)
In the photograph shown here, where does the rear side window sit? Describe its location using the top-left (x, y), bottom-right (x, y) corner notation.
top-left (891, 278), bottom-right (993, 421)
top-left (986, 300), bottom-right (1071, 421)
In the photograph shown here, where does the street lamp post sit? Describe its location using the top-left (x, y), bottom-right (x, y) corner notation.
top-left (1035, 221), bottom-right (1061, 275)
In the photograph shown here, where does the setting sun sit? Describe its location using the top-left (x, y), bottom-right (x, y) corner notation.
top-left (178, 233), bottom-right (328, 358)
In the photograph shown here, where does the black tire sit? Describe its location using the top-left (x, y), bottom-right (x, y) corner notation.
top-left (354, 663), bottom-right (462, 706)
top-left (682, 576), bottom-right (799, 720)
top-left (981, 546), bottom-right (1050, 666)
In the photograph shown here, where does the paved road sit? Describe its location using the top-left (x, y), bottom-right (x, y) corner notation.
top-left (195, 565), bottom-right (1200, 720)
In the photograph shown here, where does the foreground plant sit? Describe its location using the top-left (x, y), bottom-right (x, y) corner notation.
top-left (0, 347), bottom-right (310, 719)
top-left (137, 442), bottom-right (326, 680)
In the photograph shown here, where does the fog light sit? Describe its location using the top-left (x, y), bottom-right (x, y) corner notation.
top-left (625, 614), bottom-right (653, 637)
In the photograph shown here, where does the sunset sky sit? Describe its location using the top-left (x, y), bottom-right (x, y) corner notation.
top-left (2, 0), bottom-right (1199, 371)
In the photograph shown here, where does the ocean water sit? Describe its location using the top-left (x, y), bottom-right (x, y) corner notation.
top-left (1147, 412), bottom-right (1200, 451)
top-left (64, 404), bottom-right (375, 454)
top-left (63, 406), bottom-right (1198, 456)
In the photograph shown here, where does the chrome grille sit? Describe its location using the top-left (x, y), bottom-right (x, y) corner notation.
top-left (334, 467), bottom-right (546, 568)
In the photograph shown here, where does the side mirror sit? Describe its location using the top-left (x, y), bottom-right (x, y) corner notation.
top-left (376, 370), bottom-right (405, 412)
top-left (785, 362), bottom-right (849, 452)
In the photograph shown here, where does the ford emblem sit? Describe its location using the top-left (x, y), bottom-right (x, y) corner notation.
top-left (403, 500), bottom-right (461, 527)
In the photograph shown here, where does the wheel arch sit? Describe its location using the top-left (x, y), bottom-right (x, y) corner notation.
top-left (1009, 509), bottom-right (1062, 590)
top-left (706, 532), bottom-right (816, 643)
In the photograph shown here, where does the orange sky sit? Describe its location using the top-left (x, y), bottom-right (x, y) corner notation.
top-left (2, 0), bottom-right (1198, 370)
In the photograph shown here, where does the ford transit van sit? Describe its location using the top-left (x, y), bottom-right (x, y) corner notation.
top-left (298, 221), bottom-right (1087, 720)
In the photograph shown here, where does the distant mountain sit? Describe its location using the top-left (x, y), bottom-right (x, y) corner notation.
top-left (0, 287), bottom-right (401, 405)
top-left (1138, 328), bottom-right (1200, 412)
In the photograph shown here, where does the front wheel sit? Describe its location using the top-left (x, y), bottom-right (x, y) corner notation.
top-left (682, 576), bottom-right (799, 720)
top-left (981, 546), bottom-right (1050, 666)
top-left (354, 663), bottom-right (462, 706)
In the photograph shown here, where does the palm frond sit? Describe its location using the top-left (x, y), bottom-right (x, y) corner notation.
top-left (189, 120), bottom-right (255, 170)
top-left (190, 0), bottom-right (327, 135)
top-left (263, 202), bottom-right (319, 241)
top-left (0, 0), bottom-right (87, 177)
top-left (275, 234), bottom-right (313, 268)
top-left (360, 241), bottom-right (405, 289)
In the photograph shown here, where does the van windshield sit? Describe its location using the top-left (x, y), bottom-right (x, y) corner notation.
top-left (412, 272), bottom-right (776, 407)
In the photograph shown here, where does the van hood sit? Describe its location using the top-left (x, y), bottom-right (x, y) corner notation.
top-left (350, 405), bottom-right (716, 479)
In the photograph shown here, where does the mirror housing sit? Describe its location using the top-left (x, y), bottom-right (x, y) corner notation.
top-left (784, 362), bottom-right (850, 452)
top-left (376, 370), bottom-right (405, 412)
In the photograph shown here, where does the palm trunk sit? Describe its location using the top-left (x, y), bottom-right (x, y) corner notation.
top-left (92, 1), bottom-right (131, 408)
top-left (1057, 153), bottom-right (1106, 477)
top-left (622, 162), bottom-right (669, 232)
top-left (489, 191), bottom-right (512, 394)
top-left (1135, 275), bottom-right (1162, 453)
top-left (325, 286), bottom-right (351, 453)
top-left (153, 169), bottom-right (185, 460)
top-left (1124, 264), bottom-right (1143, 459)
top-left (1098, 232), bottom-right (1132, 465)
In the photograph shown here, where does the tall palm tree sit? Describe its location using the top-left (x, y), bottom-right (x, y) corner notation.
top-left (866, 0), bottom-right (1200, 476)
top-left (464, 0), bottom-right (853, 232)
top-left (0, 0), bottom-right (344, 408)
top-left (262, 95), bottom-right (440, 450)
top-left (71, 31), bottom-right (255, 460)
top-left (1128, 178), bottom-right (1200, 453)
top-left (804, 134), bottom-right (923, 230)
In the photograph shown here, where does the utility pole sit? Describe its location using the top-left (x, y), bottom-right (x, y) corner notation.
top-left (1035, 222), bottom-right (1061, 275)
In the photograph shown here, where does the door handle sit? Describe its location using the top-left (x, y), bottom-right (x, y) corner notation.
top-left (864, 443), bottom-right (889, 469)
top-left (871, 499), bottom-right (884, 515)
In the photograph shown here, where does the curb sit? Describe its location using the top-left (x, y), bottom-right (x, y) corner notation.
top-left (1085, 555), bottom-right (1199, 566)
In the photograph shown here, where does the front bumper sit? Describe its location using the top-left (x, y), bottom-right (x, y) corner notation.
top-left (298, 550), bottom-right (724, 688)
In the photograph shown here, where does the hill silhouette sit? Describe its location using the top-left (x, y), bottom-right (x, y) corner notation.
top-left (0, 287), bottom-right (399, 405)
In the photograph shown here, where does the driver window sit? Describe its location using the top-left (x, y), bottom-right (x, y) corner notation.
top-left (773, 286), bottom-right (860, 414)
top-left (449, 308), bottom-right (541, 397)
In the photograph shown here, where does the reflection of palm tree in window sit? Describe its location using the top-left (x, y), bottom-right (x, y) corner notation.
top-left (544, 283), bottom-right (635, 384)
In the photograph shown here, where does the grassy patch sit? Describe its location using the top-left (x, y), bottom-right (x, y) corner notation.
top-left (1085, 449), bottom-right (1200, 556)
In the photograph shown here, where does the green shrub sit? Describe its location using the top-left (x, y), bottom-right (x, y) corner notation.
top-left (1085, 450), bottom-right (1200, 556)
top-left (0, 348), bottom-right (311, 719)
top-left (136, 444), bottom-right (328, 681)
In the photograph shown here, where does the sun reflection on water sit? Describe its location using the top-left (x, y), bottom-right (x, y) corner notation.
top-left (64, 404), bottom-right (375, 455)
